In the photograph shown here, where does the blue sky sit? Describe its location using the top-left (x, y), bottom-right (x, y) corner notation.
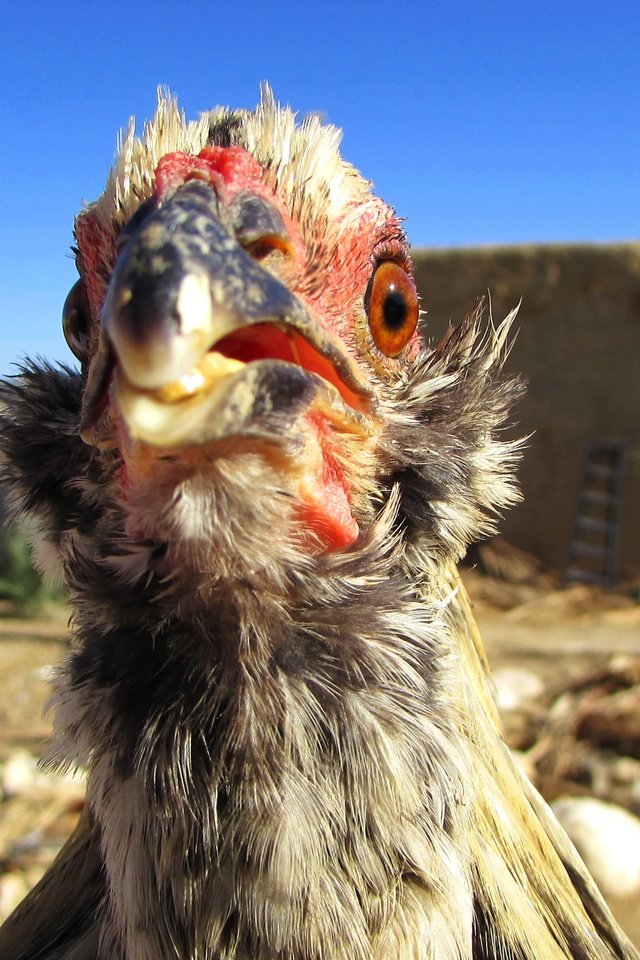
top-left (1, 0), bottom-right (638, 375)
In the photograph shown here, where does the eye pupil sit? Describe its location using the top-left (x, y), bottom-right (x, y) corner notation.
top-left (383, 288), bottom-right (408, 331)
top-left (366, 260), bottom-right (419, 358)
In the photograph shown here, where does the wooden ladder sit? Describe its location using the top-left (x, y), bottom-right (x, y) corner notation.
top-left (566, 444), bottom-right (626, 588)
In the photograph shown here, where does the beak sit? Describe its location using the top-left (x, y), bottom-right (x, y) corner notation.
top-left (80, 180), bottom-right (372, 449)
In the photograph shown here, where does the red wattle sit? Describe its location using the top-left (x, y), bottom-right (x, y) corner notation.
top-left (295, 414), bottom-right (359, 551)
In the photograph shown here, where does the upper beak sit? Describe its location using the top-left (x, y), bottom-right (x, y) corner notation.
top-left (80, 180), bottom-right (372, 449)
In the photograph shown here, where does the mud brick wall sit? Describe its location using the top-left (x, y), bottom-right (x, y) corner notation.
top-left (412, 243), bottom-right (640, 578)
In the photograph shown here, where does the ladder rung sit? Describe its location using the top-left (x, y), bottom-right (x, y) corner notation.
top-left (565, 568), bottom-right (609, 585)
top-left (574, 516), bottom-right (610, 533)
top-left (580, 490), bottom-right (615, 506)
top-left (586, 464), bottom-right (617, 480)
top-left (571, 542), bottom-right (607, 559)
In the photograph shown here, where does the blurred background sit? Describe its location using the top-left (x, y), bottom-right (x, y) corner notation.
top-left (0, 0), bottom-right (639, 943)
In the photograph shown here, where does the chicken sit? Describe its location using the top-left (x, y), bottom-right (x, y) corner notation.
top-left (0, 89), bottom-right (636, 960)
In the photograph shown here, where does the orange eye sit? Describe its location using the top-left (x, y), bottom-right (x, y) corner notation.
top-left (367, 261), bottom-right (419, 357)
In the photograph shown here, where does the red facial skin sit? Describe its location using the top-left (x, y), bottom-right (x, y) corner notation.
top-left (76, 146), bottom-right (419, 552)
top-left (154, 146), bottom-right (265, 202)
top-left (296, 412), bottom-right (360, 550)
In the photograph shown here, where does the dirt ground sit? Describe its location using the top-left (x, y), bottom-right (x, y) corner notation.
top-left (0, 573), bottom-right (639, 946)
top-left (466, 568), bottom-right (640, 945)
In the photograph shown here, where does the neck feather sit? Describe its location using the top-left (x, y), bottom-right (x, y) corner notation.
top-left (50, 521), bottom-right (475, 959)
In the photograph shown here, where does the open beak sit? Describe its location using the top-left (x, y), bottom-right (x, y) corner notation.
top-left (80, 180), bottom-right (373, 451)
